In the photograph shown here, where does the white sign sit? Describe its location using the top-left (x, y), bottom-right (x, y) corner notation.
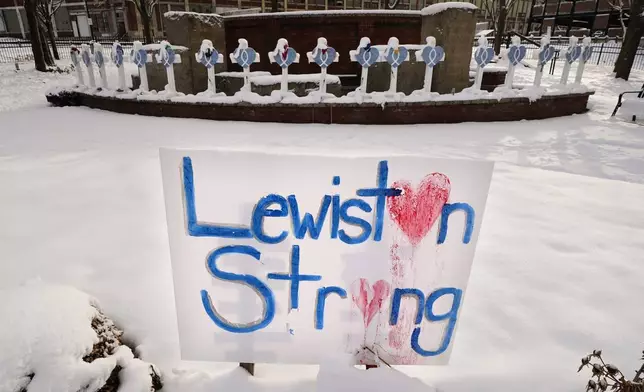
top-left (160, 150), bottom-right (493, 365)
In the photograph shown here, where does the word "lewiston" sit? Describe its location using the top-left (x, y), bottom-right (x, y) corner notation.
top-left (181, 157), bottom-right (475, 357)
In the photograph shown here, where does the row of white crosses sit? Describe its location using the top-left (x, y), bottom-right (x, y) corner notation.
top-left (71, 40), bottom-right (180, 93)
top-left (70, 43), bottom-right (104, 89)
top-left (347, 36), bottom-right (444, 99)
top-left (71, 42), bottom-right (129, 91)
top-left (561, 36), bottom-right (593, 85)
top-left (473, 30), bottom-right (593, 90)
top-left (195, 36), bottom-right (441, 98)
top-left (74, 35), bottom-right (592, 98)
top-left (534, 34), bottom-right (592, 86)
top-left (197, 37), bottom-right (339, 96)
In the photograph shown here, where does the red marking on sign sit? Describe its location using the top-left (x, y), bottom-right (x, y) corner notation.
top-left (387, 173), bottom-right (451, 246)
top-left (350, 278), bottom-right (391, 328)
top-left (390, 243), bottom-right (403, 278)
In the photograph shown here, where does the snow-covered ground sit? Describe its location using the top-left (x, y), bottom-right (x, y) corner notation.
top-left (0, 59), bottom-right (643, 392)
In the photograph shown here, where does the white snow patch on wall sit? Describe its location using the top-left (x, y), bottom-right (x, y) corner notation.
top-left (224, 9), bottom-right (420, 19)
top-left (421, 2), bottom-right (478, 15)
top-left (164, 11), bottom-right (224, 26)
top-left (217, 71), bottom-right (271, 78)
top-left (250, 73), bottom-right (341, 86)
top-left (142, 43), bottom-right (189, 52)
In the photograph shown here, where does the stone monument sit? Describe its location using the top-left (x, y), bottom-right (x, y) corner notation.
top-left (163, 11), bottom-right (227, 94)
top-left (421, 3), bottom-right (477, 93)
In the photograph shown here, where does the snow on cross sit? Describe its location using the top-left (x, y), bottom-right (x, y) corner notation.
top-left (268, 38), bottom-right (300, 97)
top-left (415, 36), bottom-right (445, 94)
top-left (307, 37), bottom-right (338, 99)
top-left (230, 38), bottom-right (260, 93)
top-left (195, 39), bottom-right (225, 96)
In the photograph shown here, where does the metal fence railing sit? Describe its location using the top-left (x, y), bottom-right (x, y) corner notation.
top-left (0, 36), bottom-right (164, 64)
top-left (3, 33), bottom-right (644, 72)
top-left (477, 35), bottom-right (644, 71)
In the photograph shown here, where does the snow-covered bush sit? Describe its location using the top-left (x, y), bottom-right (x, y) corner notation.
top-left (0, 282), bottom-right (162, 392)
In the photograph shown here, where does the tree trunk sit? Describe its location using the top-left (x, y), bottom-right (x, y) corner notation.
top-left (271, 0), bottom-right (278, 12)
top-left (139, 7), bottom-right (153, 44)
top-left (24, 0), bottom-right (47, 71)
top-left (614, 0), bottom-right (644, 80)
top-left (46, 19), bottom-right (60, 60)
top-left (39, 23), bottom-right (55, 66)
top-left (493, 0), bottom-right (508, 54)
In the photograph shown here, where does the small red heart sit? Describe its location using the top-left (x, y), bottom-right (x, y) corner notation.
top-left (350, 278), bottom-right (391, 328)
top-left (387, 173), bottom-right (451, 246)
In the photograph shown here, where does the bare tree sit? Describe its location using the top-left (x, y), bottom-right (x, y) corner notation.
top-left (38, 22), bottom-right (55, 66)
top-left (24, 0), bottom-right (47, 71)
top-left (608, 0), bottom-right (631, 36)
top-left (37, 0), bottom-right (63, 60)
top-left (128, 0), bottom-right (157, 43)
top-left (614, 0), bottom-right (644, 79)
top-left (482, 0), bottom-right (519, 54)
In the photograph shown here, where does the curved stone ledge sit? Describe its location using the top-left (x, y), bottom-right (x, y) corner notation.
top-left (46, 91), bottom-right (593, 125)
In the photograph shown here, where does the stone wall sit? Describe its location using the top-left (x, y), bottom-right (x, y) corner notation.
top-left (163, 12), bottom-right (227, 94)
top-left (223, 12), bottom-right (422, 76)
top-left (421, 7), bottom-right (478, 94)
top-left (160, 10), bottom-right (478, 95)
top-left (144, 47), bottom-right (191, 92)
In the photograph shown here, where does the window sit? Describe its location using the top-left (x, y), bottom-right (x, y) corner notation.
top-left (0, 11), bottom-right (6, 32)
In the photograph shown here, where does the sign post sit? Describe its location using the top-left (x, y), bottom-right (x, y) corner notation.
top-left (159, 150), bottom-right (493, 367)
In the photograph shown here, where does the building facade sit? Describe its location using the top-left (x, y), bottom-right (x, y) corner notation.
top-left (526, 0), bottom-right (630, 37)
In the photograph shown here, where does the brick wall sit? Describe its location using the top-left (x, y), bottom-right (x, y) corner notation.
top-left (47, 90), bottom-right (592, 124)
top-left (223, 12), bottom-right (422, 76)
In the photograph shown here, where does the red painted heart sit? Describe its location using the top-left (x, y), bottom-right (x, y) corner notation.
top-left (387, 173), bottom-right (451, 246)
top-left (350, 278), bottom-right (391, 328)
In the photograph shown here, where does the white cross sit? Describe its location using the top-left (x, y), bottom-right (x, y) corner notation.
top-left (268, 38), bottom-right (300, 96)
top-left (195, 39), bottom-right (225, 96)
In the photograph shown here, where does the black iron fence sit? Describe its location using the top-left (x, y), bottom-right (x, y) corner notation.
top-left (511, 35), bottom-right (644, 70)
top-left (480, 35), bottom-right (644, 71)
top-left (3, 34), bottom-right (644, 72)
top-left (0, 36), bottom-right (164, 64)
